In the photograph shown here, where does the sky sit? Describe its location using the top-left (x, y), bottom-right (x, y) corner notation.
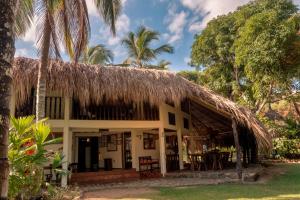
top-left (15, 0), bottom-right (300, 72)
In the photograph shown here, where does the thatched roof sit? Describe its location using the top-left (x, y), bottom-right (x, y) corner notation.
top-left (12, 57), bottom-right (271, 151)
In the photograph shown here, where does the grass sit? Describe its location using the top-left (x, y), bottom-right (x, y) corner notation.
top-left (144, 164), bottom-right (300, 200)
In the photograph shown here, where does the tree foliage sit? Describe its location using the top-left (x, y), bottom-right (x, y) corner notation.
top-left (80, 44), bottom-right (114, 65)
top-left (190, 0), bottom-right (300, 114)
top-left (122, 26), bottom-right (174, 68)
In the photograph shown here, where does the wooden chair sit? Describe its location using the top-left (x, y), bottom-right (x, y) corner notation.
top-left (139, 156), bottom-right (159, 178)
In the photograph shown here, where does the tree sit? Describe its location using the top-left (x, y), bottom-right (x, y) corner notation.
top-left (146, 60), bottom-right (171, 70)
top-left (177, 71), bottom-right (201, 83)
top-left (190, 0), bottom-right (300, 113)
top-left (81, 44), bottom-right (114, 65)
top-left (0, 1), bottom-right (18, 198)
top-left (34, 0), bottom-right (121, 121)
top-left (122, 26), bottom-right (174, 68)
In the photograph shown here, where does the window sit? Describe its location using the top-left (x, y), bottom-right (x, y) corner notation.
top-left (168, 112), bottom-right (176, 125)
top-left (107, 134), bottom-right (117, 151)
top-left (183, 118), bottom-right (189, 129)
top-left (143, 133), bottom-right (156, 149)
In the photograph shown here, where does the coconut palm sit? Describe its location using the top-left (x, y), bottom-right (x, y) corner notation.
top-left (34, 0), bottom-right (121, 121)
top-left (81, 44), bottom-right (114, 65)
top-left (122, 26), bottom-right (174, 68)
top-left (145, 60), bottom-right (171, 70)
top-left (156, 60), bottom-right (171, 70)
top-left (0, 1), bottom-right (34, 197)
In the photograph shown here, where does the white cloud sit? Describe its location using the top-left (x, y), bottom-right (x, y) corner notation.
top-left (181, 0), bottom-right (249, 32)
top-left (21, 16), bottom-right (37, 43)
top-left (184, 56), bottom-right (191, 64)
top-left (15, 48), bottom-right (29, 57)
top-left (104, 13), bottom-right (130, 46)
top-left (164, 3), bottom-right (188, 44)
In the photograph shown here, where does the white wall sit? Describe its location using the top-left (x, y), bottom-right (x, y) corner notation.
top-left (99, 144), bottom-right (123, 169)
top-left (132, 130), bottom-right (160, 171)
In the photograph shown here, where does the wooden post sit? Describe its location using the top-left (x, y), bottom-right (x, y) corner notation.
top-left (232, 118), bottom-right (242, 180)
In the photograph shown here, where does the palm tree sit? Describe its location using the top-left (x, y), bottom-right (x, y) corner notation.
top-left (156, 60), bottom-right (171, 70)
top-left (34, 0), bottom-right (121, 121)
top-left (122, 26), bottom-right (174, 68)
top-left (0, 1), bottom-right (34, 197)
top-left (0, 1), bottom-right (33, 198)
top-left (145, 60), bottom-right (171, 70)
top-left (81, 44), bottom-right (114, 65)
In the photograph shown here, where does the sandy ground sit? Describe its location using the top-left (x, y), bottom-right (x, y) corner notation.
top-left (83, 188), bottom-right (158, 200)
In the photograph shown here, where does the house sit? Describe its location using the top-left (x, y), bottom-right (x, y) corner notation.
top-left (10, 57), bottom-right (272, 186)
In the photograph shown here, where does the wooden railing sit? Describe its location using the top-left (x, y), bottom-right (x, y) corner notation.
top-left (71, 99), bottom-right (159, 121)
top-left (166, 154), bottom-right (179, 172)
top-left (16, 96), bottom-right (64, 120)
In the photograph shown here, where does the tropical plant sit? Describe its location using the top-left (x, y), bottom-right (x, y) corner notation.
top-left (81, 44), bottom-right (114, 65)
top-left (0, 1), bottom-right (20, 198)
top-left (122, 26), bottom-right (174, 68)
top-left (8, 116), bottom-right (63, 199)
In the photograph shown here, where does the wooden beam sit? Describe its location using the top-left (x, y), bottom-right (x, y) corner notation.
top-left (189, 96), bottom-right (231, 118)
top-left (232, 117), bottom-right (242, 180)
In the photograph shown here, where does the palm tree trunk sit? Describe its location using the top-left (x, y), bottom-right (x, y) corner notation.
top-left (0, 1), bottom-right (16, 198)
top-left (36, 13), bottom-right (51, 121)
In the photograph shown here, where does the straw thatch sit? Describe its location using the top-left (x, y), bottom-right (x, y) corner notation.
top-left (11, 57), bottom-right (272, 151)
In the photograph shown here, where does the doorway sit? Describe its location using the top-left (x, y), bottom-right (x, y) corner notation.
top-left (78, 137), bottom-right (99, 172)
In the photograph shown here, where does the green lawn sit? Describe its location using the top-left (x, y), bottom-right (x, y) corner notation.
top-left (146, 164), bottom-right (300, 200)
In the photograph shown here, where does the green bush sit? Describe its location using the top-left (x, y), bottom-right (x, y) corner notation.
top-left (8, 116), bottom-right (63, 199)
top-left (273, 138), bottom-right (300, 159)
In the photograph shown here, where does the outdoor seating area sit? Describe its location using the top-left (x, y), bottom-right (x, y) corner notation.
top-left (188, 151), bottom-right (232, 171)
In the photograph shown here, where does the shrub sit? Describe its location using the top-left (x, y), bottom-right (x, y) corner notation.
top-left (273, 138), bottom-right (300, 158)
top-left (8, 116), bottom-right (63, 199)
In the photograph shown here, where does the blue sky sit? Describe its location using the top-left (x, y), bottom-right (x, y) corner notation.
top-left (15, 0), bottom-right (300, 72)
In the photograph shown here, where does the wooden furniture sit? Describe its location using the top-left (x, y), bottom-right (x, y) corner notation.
top-left (189, 154), bottom-right (207, 171)
top-left (68, 163), bottom-right (78, 173)
top-left (44, 165), bottom-right (53, 183)
top-left (166, 154), bottom-right (179, 172)
top-left (43, 164), bottom-right (62, 185)
top-left (138, 156), bottom-right (159, 178)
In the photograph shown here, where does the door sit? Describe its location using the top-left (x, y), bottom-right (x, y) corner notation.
top-left (123, 132), bottom-right (132, 169)
top-left (78, 137), bottom-right (99, 172)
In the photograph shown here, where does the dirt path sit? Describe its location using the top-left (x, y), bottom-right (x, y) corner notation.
top-left (83, 188), bottom-right (158, 200)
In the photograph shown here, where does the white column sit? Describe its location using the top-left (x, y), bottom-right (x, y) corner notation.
top-left (177, 128), bottom-right (184, 170)
top-left (61, 127), bottom-right (72, 187)
top-left (159, 127), bottom-right (166, 176)
top-left (61, 96), bottom-right (70, 187)
top-left (175, 107), bottom-right (184, 170)
top-left (131, 129), bottom-right (138, 171)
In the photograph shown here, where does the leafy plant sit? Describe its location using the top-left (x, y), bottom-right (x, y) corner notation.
top-left (8, 116), bottom-right (63, 199)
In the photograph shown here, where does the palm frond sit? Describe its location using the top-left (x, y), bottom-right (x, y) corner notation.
top-left (15, 0), bottom-right (34, 37)
top-left (94, 0), bottom-right (122, 35)
top-left (122, 26), bottom-right (174, 67)
top-left (82, 44), bottom-right (114, 64)
top-left (154, 44), bottom-right (174, 55)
